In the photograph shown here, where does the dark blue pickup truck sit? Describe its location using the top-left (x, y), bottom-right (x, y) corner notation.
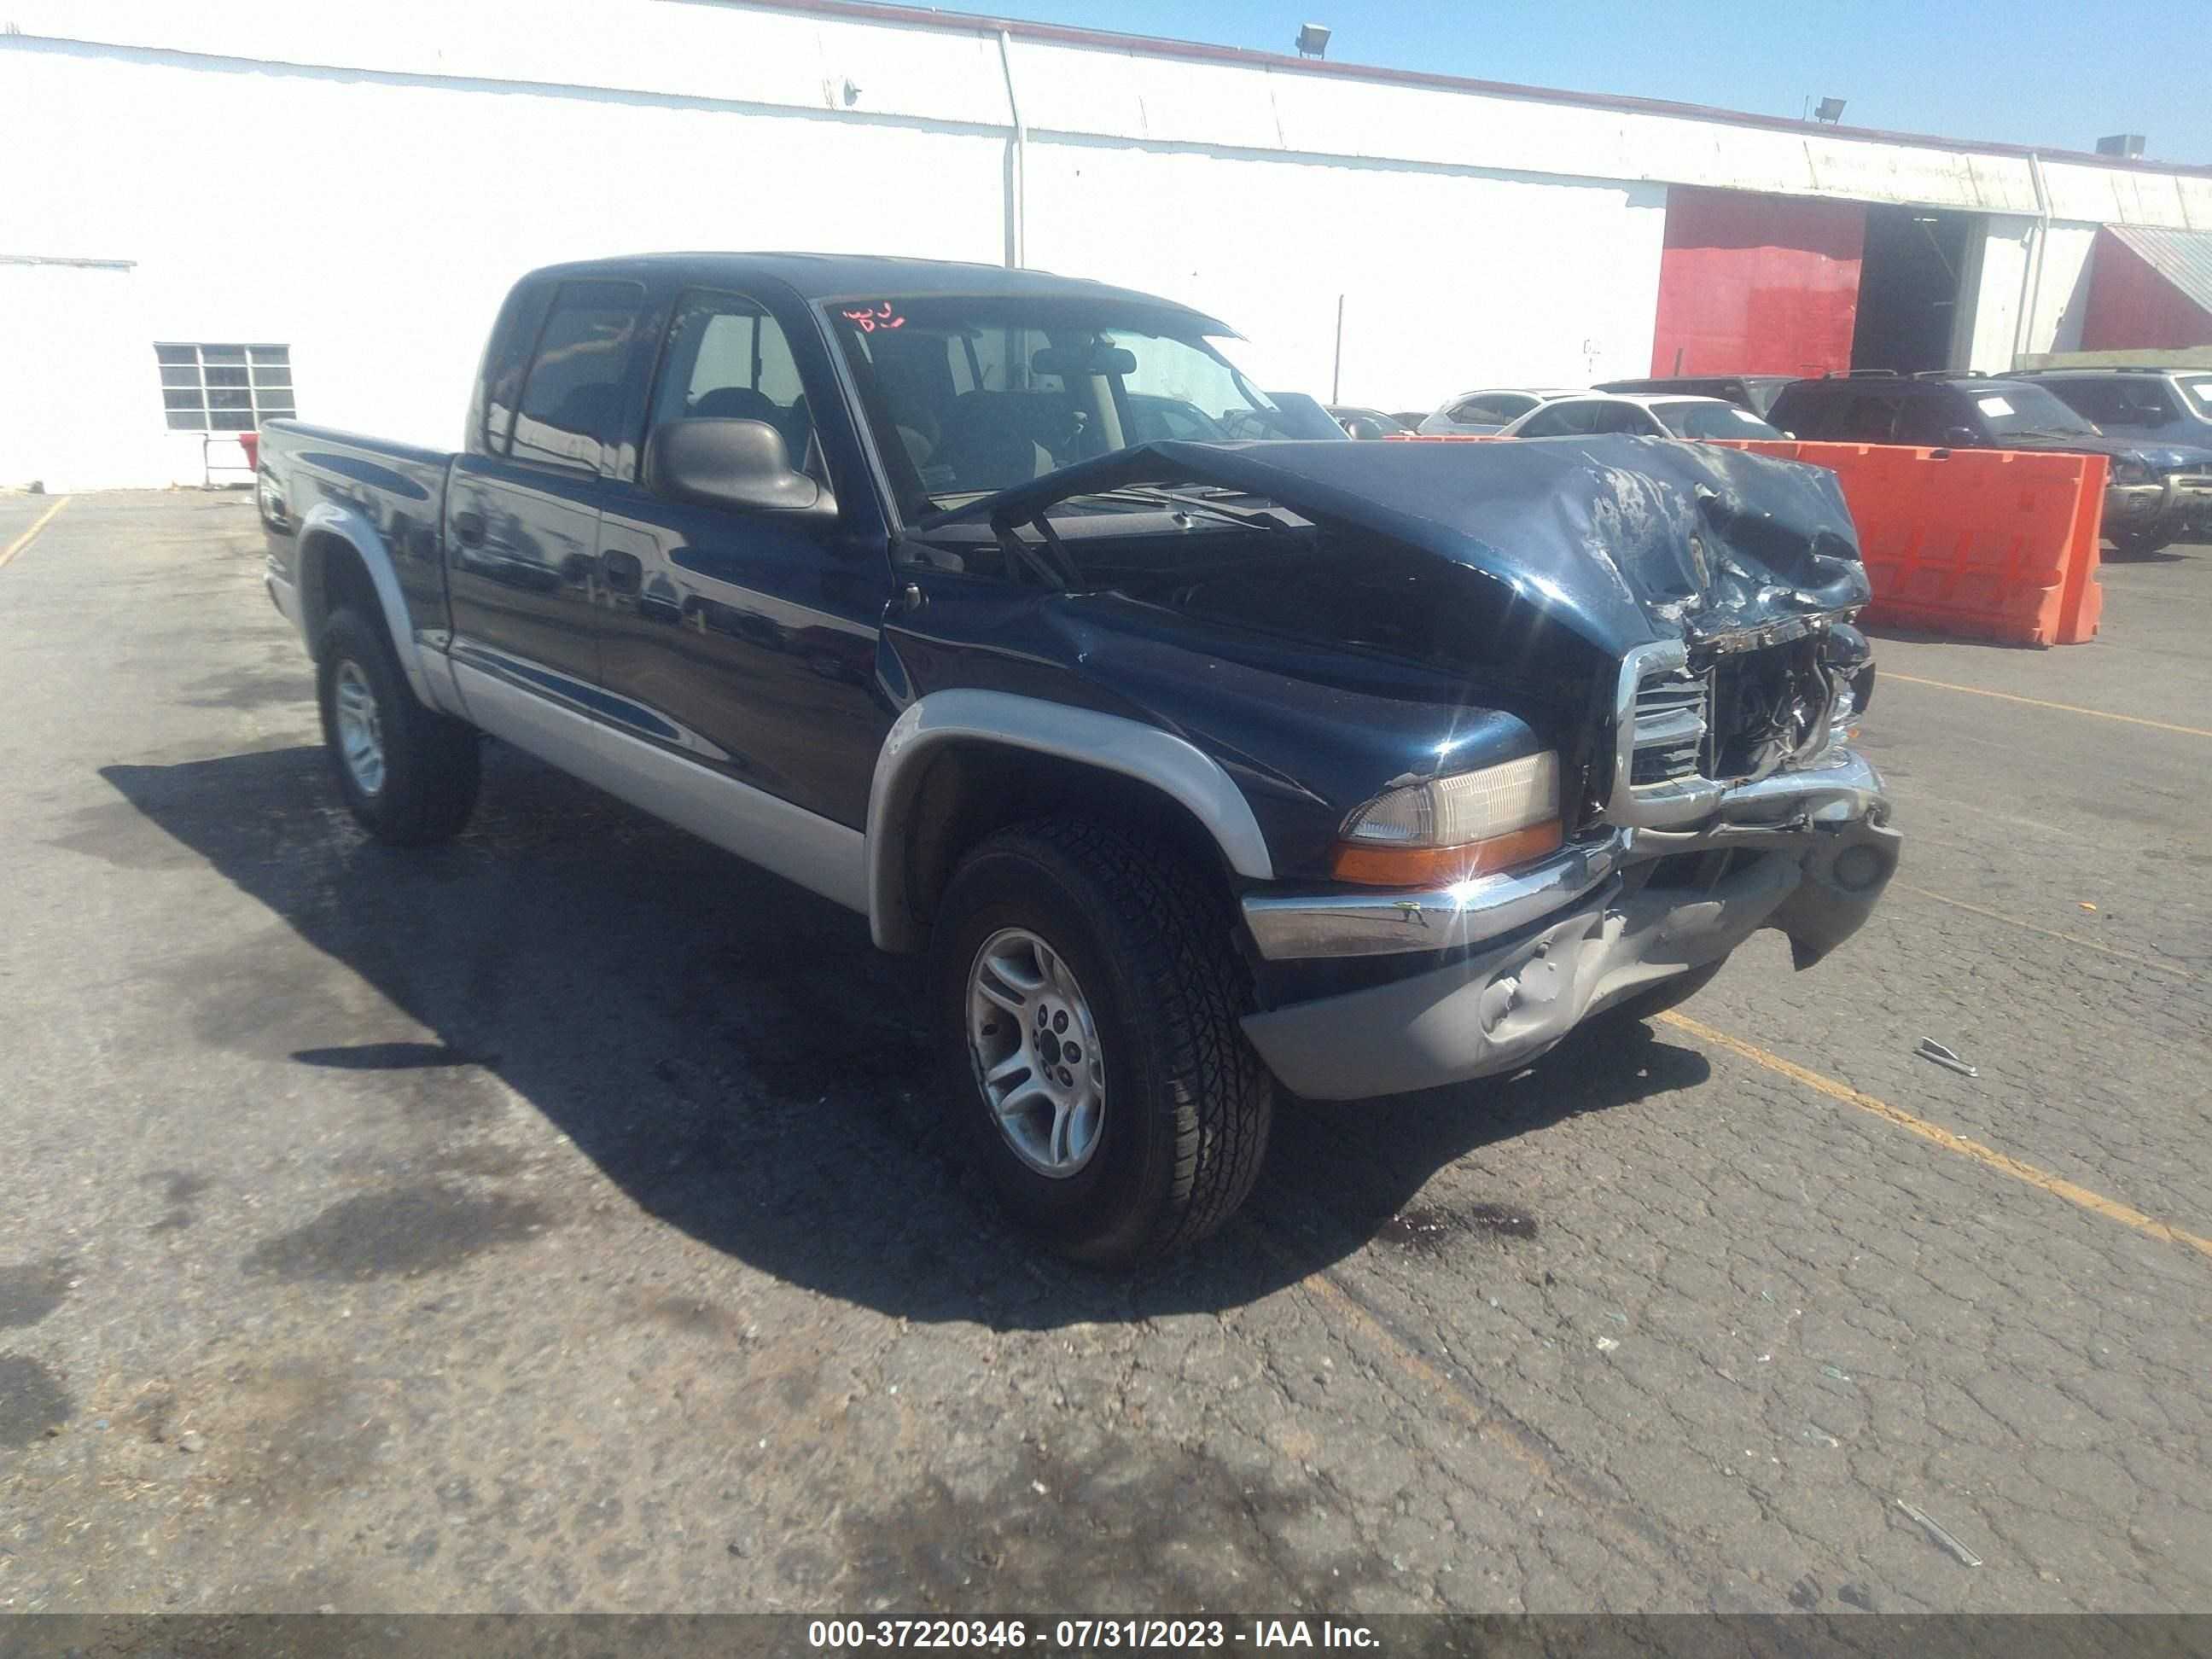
top-left (257, 253), bottom-right (1899, 1264)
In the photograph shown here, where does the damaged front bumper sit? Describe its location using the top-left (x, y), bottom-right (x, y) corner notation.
top-left (1237, 748), bottom-right (1898, 1101)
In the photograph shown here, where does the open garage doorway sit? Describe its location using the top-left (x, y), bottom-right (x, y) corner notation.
top-left (1850, 207), bottom-right (1976, 373)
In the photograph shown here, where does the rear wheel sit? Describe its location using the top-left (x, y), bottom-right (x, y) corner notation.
top-left (316, 607), bottom-right (480, 846)
top-left (930, 818), bottom-right (1272, 1266)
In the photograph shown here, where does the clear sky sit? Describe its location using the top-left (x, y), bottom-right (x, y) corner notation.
top-left (960, 0), bottom-right (2209, 165)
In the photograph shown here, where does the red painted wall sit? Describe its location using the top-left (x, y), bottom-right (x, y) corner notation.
top-left (2081, 228), bottom-right (2212, 351)
top-left (1651, 187), bottom-right (1866, 376)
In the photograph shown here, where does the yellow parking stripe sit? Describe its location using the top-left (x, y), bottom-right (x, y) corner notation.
top-left (1883, 671), bottom-right (2212, 739)
top-left (1889, 881), bottom-right (2202, 982)
top-left (0, 496), bottom-right (70, 570)
top-left (1660, 1011), bottom-right (2212, 1263)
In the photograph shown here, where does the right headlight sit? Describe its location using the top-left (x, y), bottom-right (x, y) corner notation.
top-left (1332, 753), bottom-right (1563, 887)
top-left (2110, 457), bottom-right (2155, 486)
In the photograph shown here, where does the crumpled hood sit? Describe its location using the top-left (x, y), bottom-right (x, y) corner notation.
top-left (921, 437), bottom-right (1870, 658)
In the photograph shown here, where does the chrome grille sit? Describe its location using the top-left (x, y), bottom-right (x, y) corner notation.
top-left (1628, 665), bottom-right (1710, 785)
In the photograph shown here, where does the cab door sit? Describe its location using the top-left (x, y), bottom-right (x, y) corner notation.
top-left (445, 277), bottom-right (650, 711)
top-left (590, 287), bottom-right (895, 830)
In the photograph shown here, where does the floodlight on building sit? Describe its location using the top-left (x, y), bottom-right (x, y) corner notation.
top-left (2096, 133), bottom-right (2145, 158)
top-left (1295, 23), bottom-right (1331, 59)
top-left (1814, 96), bottom-right (1847, 125)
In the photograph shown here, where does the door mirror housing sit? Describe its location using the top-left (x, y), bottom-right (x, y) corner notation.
top-left (1944, 426), bottom-right (1979, 447)
top-left (646, 418), bottom-right (836, 520)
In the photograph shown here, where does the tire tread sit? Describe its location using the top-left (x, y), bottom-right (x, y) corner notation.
top-left (950, 816), bottom-right (1272, 1261)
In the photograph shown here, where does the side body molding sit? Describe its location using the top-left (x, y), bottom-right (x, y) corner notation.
top-left (865, 688), bottom-right (1276, 952)
top-left (293, 502), bottom-right (467, 718)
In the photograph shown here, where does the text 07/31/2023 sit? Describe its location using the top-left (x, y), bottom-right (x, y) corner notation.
top-left (806, 1618), bottom-right (1383, 1649)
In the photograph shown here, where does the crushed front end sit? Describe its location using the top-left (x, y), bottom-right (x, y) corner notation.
top-left (1214, 440), bottom-right (1899, 1102)
top-left (1237, 622), bottom-right (1895, 1101)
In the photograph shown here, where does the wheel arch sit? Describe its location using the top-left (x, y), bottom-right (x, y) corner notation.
top-left (865, 690), bottom-right (1275, 953)
top-left (294, 504), bottom-right (447, 713)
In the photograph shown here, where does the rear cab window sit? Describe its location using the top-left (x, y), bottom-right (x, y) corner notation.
top-left (509, 280), bottom-right (649, 474)
top-left (479, 282), bottom-right (555, 454)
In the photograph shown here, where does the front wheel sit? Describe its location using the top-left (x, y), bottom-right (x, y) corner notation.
top-left (930, 818), bottom-right (1273, 1266)
top-left (316, 607), bottom-right (480, 846)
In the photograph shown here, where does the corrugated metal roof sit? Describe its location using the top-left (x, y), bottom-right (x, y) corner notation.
top-left (2108, 225), bottom-right (2212, 316)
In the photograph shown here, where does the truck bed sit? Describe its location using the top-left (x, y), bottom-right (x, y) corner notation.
top-left (257, 418), bottom-right (457, 660)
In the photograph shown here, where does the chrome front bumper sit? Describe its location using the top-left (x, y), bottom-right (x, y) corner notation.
top-left (2108, 475), bottom-right (2212, 536)
top-left (1244, 748), bottom-right (1890, 962)
top-left (1237, 748), bottom-right (1898, 1101)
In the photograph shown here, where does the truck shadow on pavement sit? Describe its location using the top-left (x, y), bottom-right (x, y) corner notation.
top-left (98, 744), bottom-right (1707, 1329)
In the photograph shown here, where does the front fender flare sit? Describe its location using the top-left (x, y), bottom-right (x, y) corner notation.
top-left (864, 689), bottom-right (1276, 952)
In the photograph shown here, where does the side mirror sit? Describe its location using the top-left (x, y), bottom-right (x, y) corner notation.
top-left (646, 418), bottom-right (835, 520)
top-left (1944, 426), bottom-right (1979, 447)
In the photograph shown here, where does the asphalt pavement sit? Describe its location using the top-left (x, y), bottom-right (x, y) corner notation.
top-left (1, 490), bottom-right (2207, 1616)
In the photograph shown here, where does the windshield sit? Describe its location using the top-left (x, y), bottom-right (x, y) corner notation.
top-left (1656, 401), bottom-right (1784, 439)
top-left (824, 294), bottom-right (1300, 517)
top-left (1972, 383), bottom-right (2100, 438)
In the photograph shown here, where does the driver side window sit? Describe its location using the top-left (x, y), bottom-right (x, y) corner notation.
top-left (649, 290), bottom-right (817, 470)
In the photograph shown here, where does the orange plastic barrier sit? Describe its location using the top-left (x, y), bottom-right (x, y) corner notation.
top-left (1706, 440), bottom-right (2104, 647)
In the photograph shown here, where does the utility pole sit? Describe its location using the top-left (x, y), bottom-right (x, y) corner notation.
top-left (1331, 294), bottom-right (1345, 405)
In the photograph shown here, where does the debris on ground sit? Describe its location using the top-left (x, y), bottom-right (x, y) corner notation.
top-left (1896, 1499), bottom-right (1984, 1567)
top-left (1913, 1039), bottom-right (1979, 1078)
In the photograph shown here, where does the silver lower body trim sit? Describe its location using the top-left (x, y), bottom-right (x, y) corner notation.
top-left (450, 661), bottom-right (868, 917)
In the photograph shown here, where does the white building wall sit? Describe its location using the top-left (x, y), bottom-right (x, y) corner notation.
top-left (1959, 217), bottom-right (2106, 373)
top-left (2, 40), bottom-right (1011, 488)
top-left (2029, 225), bottom-right (2101, 358)
top-left (1021, 143), bottom-right (1666, 405)
top-left (4, 0), bottom-right (2209, 488)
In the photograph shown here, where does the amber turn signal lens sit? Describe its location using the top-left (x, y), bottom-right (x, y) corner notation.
top-left (1329, 820), bottom-right (1563, 887)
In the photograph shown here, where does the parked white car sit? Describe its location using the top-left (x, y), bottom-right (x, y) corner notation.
top-left (1415, 388), bottom-right (1585, 436)
top-left (1499, 393), bottom-right (1786, 440)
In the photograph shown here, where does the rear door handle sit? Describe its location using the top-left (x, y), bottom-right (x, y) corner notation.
top-left (452, 510), bottom-right (486, 548)
top-left (601, 549), bottom-right (643, 595)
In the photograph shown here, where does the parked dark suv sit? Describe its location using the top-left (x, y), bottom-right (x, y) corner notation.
top-left (2015, 368), bottom-right (2212, 450)
top-left (1767, 372), bottom-right (2212, 553)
